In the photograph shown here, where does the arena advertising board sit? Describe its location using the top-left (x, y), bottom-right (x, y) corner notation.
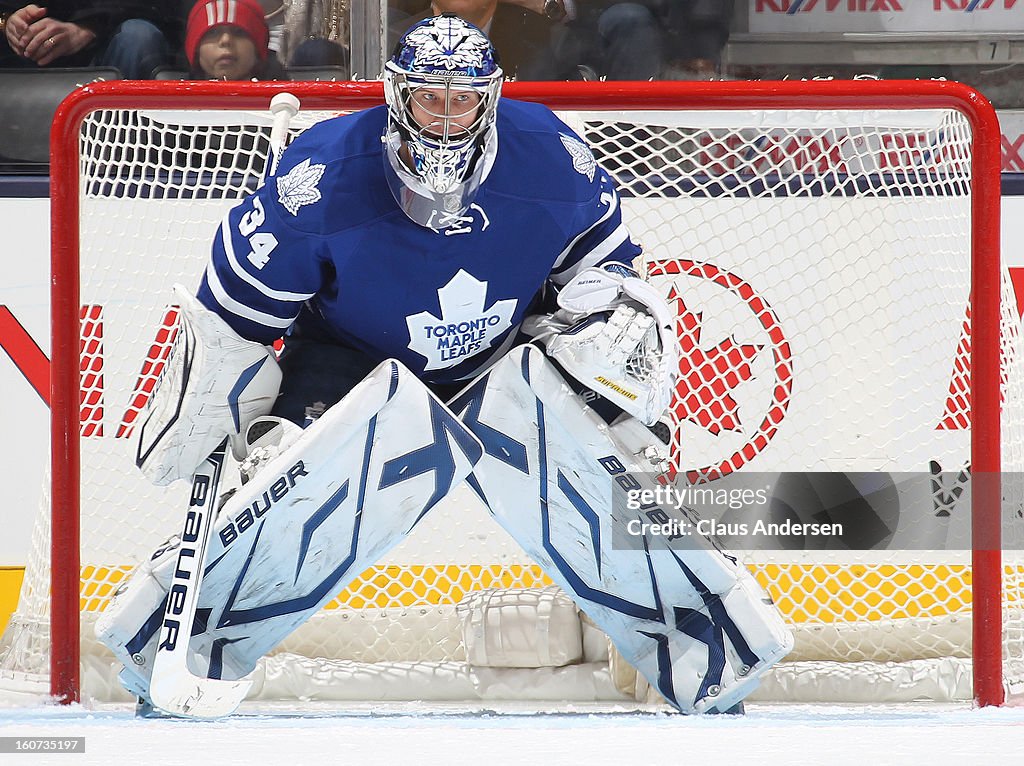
top-left (750, 1), bottom-right (1022, 35)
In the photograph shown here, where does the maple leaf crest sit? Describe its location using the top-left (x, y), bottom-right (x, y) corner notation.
top-left (559, 134), bottom-right (596, 181)
top-left (405, 17), bottom-right (491, 71)
top-left (406, 270), bottom-right (517, 371)
top-left (277, 158), bottom-right (326, 216)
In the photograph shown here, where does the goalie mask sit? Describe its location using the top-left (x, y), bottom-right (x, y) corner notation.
top-left (383, 14), bottom-right (503, 229)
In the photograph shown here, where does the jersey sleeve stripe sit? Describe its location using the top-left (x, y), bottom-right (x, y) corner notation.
top-left (203, 262), bottom-right (297, 330)
top-left (219, 217), bottom-right (317, 302)
top-left (548, 223), bottom-right (631, 286)
top-left (549, 183), bottom-right (620, 274)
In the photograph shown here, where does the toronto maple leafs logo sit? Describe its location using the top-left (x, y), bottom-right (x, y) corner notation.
top-left (406, 270), bottom-right (517, 371)
top-left (403, 16), bottom-right (493, 73)
top-left (277, 158), bottom-right (326, 216)
top-left (560, 134), bottom-right (596, 181)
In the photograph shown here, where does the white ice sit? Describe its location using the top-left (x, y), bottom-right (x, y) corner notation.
top-left (1, 700), bottom-right (1024, 766)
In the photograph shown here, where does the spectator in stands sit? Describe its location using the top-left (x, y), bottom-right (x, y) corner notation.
top-left (389, 0), bottom-right (563, 81)
top-left (663, 0), bottom-right (734, 80)
top-left (289, 37), bottom-right (348, 71)
top-left (272, 0), bottom-right (350, 70)
top-left (185, 0), bottom-right (287, 80)
top-left (552, 0), bottom-right (664, 80)
top-left (536, 0), bottom-right (735, 81)
top-left (0, 2), bottom-right (182, 79)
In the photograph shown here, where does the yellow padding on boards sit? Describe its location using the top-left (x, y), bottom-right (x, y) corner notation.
top-left (2, 564), bottom-right (1021, 637)
top-left (0, 567), bottom-right (25, 636)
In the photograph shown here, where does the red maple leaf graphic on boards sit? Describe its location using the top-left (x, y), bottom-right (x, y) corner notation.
top-left (669, 286), bottom-right (762, 435)
top-left (647, 258), bottom-right (792, 482)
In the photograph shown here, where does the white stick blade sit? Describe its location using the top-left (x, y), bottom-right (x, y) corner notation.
top-left (150, 675), bottom-right (253, 719)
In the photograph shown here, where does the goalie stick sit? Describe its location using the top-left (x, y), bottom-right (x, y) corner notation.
top-left (147, 439), bottom-right (250, 717)
top-left (262, 92), bottom-right (300, 184)
top-left (148, 92), bottom-right (300, 719)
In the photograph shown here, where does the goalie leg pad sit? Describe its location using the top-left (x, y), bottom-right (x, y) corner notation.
top-left (449, 344), bottom-right (793, 714)
top-left (98, 359), bottom-right (483, 700)
top-left (133, 285), bottom-right (282, 486)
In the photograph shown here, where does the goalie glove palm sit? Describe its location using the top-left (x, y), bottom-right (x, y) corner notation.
top-left (543, 266), bottom-right (678, 425)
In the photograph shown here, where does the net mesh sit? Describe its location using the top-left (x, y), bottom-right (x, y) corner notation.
top-left (1, 92), bottom-right (1021, 704)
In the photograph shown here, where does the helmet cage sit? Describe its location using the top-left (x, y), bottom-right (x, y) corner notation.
top-left (383, 64), bottom-right (502, 195)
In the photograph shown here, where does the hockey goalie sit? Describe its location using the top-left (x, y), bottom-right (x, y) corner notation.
top-left (97, 14), bottom-right (793, 718)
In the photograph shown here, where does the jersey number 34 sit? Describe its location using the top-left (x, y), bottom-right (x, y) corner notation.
top-left (238, 197), bottom-right (279, 270)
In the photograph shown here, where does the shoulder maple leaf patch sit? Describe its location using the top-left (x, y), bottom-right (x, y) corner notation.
top-left (559, 134), bottom-right (596, 182)
top-left (277, 158), bottom-right (326, 216)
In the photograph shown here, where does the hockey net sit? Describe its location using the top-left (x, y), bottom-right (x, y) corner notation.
top-left (1, 79), bottom-right (1021, 708)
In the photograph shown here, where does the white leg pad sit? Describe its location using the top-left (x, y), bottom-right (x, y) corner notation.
top-left (449, 344), bottom-right (793, 713)
top-left (98, 359), bottom-right (483, 699)
top-left (133, 285), bottom-right (282, 486)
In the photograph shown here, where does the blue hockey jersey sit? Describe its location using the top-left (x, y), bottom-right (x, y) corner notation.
top-left (197, 98), bottom-right (641, 384)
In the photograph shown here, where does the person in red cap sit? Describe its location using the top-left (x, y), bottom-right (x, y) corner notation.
top-left (185, 0), bottom-right (287, 80)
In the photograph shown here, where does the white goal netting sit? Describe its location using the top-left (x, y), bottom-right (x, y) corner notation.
top-left (1, 81), bottom-right (1021, 707)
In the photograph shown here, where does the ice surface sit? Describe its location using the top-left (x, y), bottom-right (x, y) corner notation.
top-left (1, 700), bottom-right (1023, 766)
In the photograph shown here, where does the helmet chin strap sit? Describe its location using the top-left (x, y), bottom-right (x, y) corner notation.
top-left (382, 124), bottom-right (498, 230)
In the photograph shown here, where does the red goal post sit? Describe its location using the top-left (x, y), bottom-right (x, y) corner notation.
top-left (38, 79), bottom-right (1009, 708)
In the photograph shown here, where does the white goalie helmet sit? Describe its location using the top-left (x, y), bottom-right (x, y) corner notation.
top-left (383, 14), bottom-right (504, 228)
